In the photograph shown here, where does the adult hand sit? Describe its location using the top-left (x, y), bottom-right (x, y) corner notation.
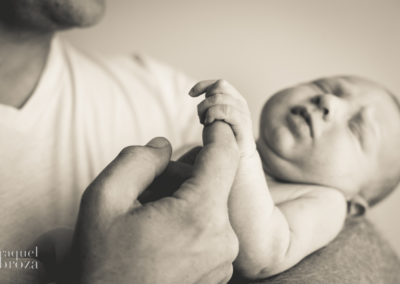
top-left (138, 146), bottom-right (202, 203)
top-left (65, 121), bottom-right (240, 284)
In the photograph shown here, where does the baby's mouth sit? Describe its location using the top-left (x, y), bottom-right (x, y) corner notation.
top-left (290, 106), bottom-right (314, 137)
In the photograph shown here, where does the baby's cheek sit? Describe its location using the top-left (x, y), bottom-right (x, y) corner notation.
top-left (264, 125), bottom-right (297, 158)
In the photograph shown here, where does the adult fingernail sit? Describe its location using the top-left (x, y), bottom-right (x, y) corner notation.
top-left (146, 137), bottom-right (170, 148)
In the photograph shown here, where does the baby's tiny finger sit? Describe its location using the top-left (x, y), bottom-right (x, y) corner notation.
top-left (189, 80), bottom-right (219, 97)
top-left (204, 115), bottom-right (216, 125)
top-left (205, 79), bottom-right (244, 101)
top-left (197, 94), bottom-right (244, 123)
top-left (204, 104), bottom-right (232, 126)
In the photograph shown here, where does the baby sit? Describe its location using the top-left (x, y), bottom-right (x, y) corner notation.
top-left (189, 75), bottom-right (400, 280)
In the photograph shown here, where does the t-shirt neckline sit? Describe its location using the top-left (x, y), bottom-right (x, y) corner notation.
top-left (0, 35), bottom-right (65, 131)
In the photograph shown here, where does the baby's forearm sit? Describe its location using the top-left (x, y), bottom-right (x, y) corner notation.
top-left (229, 152), bottom-right (290, 278)
top-left (189, 79), bottom-right (346, 279)
top-left (230, 157), bottom-right (347, 279)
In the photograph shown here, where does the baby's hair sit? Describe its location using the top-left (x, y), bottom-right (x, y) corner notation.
top-left (361, 89), bottom-right (400, 207)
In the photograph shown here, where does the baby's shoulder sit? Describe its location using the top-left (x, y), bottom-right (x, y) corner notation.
top-left (268, 178), bottom-right (346, 206)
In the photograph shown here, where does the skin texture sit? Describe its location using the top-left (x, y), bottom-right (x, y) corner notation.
top-left (0, 0), bottom-right (105, 31)
top-left (189, 78), bottom-right (400, 280)
top-left (1, 1), bottom-right (399, 282)
top-left (190, 80), bottom-right (347, 279)
top-left (61, 123), bottom-right (241, 284)
top-left (257, 76), bottom-right (400, 199)
top-left (143, 143), bottom-right (400, 283)
top-left (229, 217), bottom-right (400, 284)
top-left (0, 0), bottom-right (105, 108)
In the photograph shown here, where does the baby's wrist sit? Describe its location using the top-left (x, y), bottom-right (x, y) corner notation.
top-left (239, 142), bottom-right (258, 160)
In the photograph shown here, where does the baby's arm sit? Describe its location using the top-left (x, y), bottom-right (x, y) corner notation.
top-left (189, 80), bottom-right (347, 279)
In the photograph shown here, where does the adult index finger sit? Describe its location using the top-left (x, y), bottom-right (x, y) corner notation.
top-left (174, 121), bottom-right (240, 207)
top-left (79, 137), bottom-right (172, 230)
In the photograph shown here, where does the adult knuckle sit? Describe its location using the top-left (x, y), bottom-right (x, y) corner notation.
top-left (214, 222), bottom-right (239, 262)
top-left (186, 204), bottom-right (226, 232)
top-left (226, 230), bottom-right (239, 261)
top-left (185, 208), bottom-right (211, 232)
top-left (118, 145), bottom-right (141, 158)
top-left (117, 146), bottom-right (157, 173)
top-left (221, 264), bottom-right (234, 284)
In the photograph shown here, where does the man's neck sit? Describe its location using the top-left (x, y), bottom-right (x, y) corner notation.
top-left (0, 24), bottom-right (53, 109)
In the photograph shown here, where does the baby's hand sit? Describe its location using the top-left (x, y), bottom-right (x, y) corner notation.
top-left (189, 79), bottom-right (256, 157)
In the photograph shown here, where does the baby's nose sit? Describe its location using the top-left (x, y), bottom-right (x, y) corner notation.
top-left (310, 94), bottom-right (336, 121)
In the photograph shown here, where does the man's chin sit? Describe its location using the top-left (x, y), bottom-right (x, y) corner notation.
top-left (257, 135), bottom-right (315, 185)
top-left (0, 0), bottom-right (106, 32)
top-left (45, 2), bottom-right (106, 31)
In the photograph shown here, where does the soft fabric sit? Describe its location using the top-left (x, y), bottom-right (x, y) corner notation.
top-left (0, 36), bottom-right (201, 254)
top-left (230, 217), bottom-right (400, 283)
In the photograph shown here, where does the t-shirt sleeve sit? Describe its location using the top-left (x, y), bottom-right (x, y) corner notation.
top-left (100, 53), bottom-right (203, 159)
top-left (129, 54), bottom-right (203, 159)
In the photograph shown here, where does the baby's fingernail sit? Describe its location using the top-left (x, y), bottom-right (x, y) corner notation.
top-left (188, 88), bottom-right (195, 96)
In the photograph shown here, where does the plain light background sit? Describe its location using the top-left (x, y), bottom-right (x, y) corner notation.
top-left (64, 0), bottom-right (400, 255)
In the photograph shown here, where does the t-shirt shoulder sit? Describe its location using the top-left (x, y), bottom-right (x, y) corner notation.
top-left (60, 39), bottom-right (202, 154)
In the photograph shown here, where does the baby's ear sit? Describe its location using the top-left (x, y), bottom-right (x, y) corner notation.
top-left (347, 195), bottom-right (369, 217)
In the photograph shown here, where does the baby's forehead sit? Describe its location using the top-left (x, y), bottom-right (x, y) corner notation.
top-left (309, 76), bottom-right (400, 111)
top-left (297, 75), bottom-right (400, 142)
top-left (311, 76), bottom-right (381, 97)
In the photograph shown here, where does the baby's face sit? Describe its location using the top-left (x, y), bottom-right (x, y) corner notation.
top-left (257, 76), bottom-right (400, 197)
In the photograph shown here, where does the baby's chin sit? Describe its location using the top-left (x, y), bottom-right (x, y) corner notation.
top-left (255, 137), bottom-right (298, 182)
top-left (256, 138), bottom-right (357, 194)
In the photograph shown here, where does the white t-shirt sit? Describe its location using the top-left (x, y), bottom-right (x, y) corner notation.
top-left (0, 36), bottom-right (202, 251)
